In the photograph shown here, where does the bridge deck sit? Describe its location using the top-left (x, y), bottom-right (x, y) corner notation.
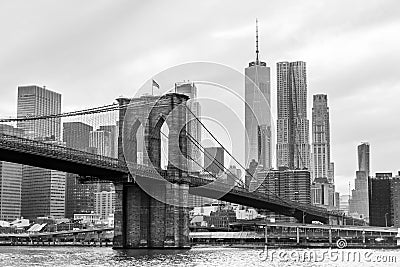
top-left (0, 133), bottom-right (345, 223)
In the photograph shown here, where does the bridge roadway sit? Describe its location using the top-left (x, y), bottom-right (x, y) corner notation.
top-left (0, 133), bottom-right (343, 224)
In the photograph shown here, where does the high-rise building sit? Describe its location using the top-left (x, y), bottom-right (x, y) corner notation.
top-left (17, 85), bottom-right (66, 219)
top-left (390, 173), bottom-right (400, 227)
top-left (227, 165), bottom-right (242, 186)
top-left (0, 125), bottom-right (24, 221)
top-left (95, 190), bottom-right (115, 220)
top-left (175, 82), bottom-right (202, 172)
top-left (63, 122), bottom-right (93, 152)
top-left (368, 173), bottom-right (392, 227)
top-left (17, 85), bottom-right (61, 140)
top-left (339, 195), bottom-right (350, 215)
top-left (358, 142), bottom-right (370, 176)
top-left (311, 177), bottom-right (336, 210)
top-left (311, 94), bottom-right (334, 182)
top-left (276, 61), bottom-right (310, 170)
top-left (63, 122), bottom-right (97, 218)
top-left (89, 128), bottom-right (115, 192)
top-left (204, 147), bottom-right (224, 175)
top-left (99, 125), bottom-right (118, 158)
top-left (257, 168), bottom-right (311, 205)
top-left (21, 163), bottom-right (66, 219)
top-left (89, 130), bottom-right (112, 157)
top-left (349, 142), bottom-right (370, 221)
top-left (245, 20), bottom-right (271, 170)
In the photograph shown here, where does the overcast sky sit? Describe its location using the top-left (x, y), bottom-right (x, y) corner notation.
top-left (1, 0), bottom-right (399, 195)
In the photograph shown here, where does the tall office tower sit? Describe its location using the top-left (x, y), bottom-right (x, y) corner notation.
top-left (368, 173), bottom-right (392, 227)
top-left (21, 162), bottom-right (66, 219)
top-left (17, 85), bottom-right (61, 140)
top-left (358, 142), bottom-right (370, 177)
top-left (89, 128), bottom-right (115, 192)
top-left (63, 122), bottom-right (97, 218)
top-left (204, 147), bottom-right (224, 175)
top-left (276, 61), bottom-right (310, 170)
top-left (63, 122), bottom-right (93, 152)
top-left (245, 20), bottom-right (271, 170)
top-left (349, 142), bottom-right (370, 221)
top-left (17, 86), bottom-right (66, 219)
top-left (311, 94), bottom-right (334, 182)
top-left (0, 125), bottom-right (24, 221)
top-left (257, 168), bottom-right (311, 205)
top-left (311, 177), bottom-right (336, 210)
top-left (175, 82), bottom-right (202, 172)
top-left (99, 125), bottom-right (118, 158)
top-left (89, 130), bottom-right (112, 157)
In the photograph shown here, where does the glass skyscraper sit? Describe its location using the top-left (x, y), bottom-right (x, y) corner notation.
top-left (244, 22), bottom-right (271, 170)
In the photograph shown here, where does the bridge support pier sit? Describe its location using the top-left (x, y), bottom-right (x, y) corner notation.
top-left (113, 182), bottom-right (189, 249)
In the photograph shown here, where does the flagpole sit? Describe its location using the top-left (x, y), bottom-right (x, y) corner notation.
top-left (151, 79), bottom-right (154, 96)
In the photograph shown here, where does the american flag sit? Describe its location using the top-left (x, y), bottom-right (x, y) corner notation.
top-left (152, 79), bottom-right (160, 89)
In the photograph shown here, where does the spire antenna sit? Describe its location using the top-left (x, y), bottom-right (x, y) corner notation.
top-left (256, 18), bottom-right (259, 63)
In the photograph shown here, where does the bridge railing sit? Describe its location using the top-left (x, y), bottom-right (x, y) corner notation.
top-left (0, 133), bottom-right (175, 178)
top-left (0, 133), bottom-right (124, 170)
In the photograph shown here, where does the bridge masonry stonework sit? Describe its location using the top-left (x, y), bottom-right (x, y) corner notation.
top-left (113, 93), bottom-right (191, 249)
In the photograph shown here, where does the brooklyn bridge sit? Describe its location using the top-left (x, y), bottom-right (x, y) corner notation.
top-left (0, 92), bottom-right (348, 249)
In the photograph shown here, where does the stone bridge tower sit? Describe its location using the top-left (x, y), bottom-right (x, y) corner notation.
top-left (113, 93), bottom-right (191, 249)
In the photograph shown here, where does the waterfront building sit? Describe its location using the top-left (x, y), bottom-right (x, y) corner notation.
top-left (94, 190), bottom-right (115, 220)
top-left (391, 173), bottom-right (400, 227)
top-left (276, 61), bottom-right (310, 170)
top-left (74, 213), bottom-right (101, 225)
top-left (369, 173), bottom-right (392, 227)
top-left (368, 172), bottom-right (400, 227)
top-left (244, 20), bottom-right (271, 170)
top-left (205, 209), bottom-right (237, 228)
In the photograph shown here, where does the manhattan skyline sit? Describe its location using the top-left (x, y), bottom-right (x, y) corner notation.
top-left (1, 0), bottom-right (399, 196)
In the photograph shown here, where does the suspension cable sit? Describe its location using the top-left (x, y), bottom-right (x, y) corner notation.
top-left (183, 105), bottom-right (291, 201)
top-left (186, 133), bottom-right (246, 188)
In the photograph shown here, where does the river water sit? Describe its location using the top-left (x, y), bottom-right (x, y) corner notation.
top-left (0, 246), bottom-right (399, 266)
